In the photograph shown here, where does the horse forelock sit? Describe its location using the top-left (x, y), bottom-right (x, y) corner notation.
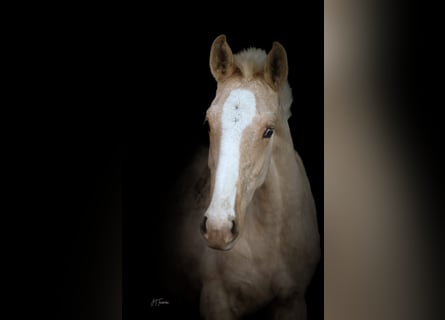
top-left (234, 48), bottom-right (267, 80)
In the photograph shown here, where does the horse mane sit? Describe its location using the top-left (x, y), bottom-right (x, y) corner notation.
top-left (234, 48), bottom-right (293, 119)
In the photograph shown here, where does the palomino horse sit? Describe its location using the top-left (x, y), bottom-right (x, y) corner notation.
top-left (168, 35), bottom-right (320, 319)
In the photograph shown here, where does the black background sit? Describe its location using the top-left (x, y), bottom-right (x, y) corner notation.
top-left (20, 4), bottom-right (324, 319)
top-left (125, 38), bottom-right (323, 319)
top-left (124, 25), bottom-right (324, 320)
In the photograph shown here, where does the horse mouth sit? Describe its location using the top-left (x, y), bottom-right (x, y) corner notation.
top-left (206, 235), bottom-right (239, 251)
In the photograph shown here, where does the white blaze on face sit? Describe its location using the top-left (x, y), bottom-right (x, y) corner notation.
top-left (207, 89), bottom-right (256, 227)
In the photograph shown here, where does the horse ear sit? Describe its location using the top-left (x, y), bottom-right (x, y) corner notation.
top-left (264, 42), bottom-right (288, 91)
top-left (210, 34), bottom-right (234, 82)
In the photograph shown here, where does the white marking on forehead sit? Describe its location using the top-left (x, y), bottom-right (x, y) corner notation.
top-left (206, 89), bottom-right (256, 227)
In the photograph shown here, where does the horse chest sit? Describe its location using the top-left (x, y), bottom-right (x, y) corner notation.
top-left (205, 236), bottom-right (293, 299)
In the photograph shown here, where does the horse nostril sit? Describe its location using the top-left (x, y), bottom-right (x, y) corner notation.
top-left (200, 216), bottom-right (208, 235)
top-left (230, 220), bottom-right (238, 236)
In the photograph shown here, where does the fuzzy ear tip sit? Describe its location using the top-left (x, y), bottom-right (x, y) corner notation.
top-left (215, 34), bottom-right (227, 42)
top-left (272, 41), bottom-right (286, 53)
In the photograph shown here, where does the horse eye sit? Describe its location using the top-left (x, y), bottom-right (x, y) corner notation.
top-left (263, 127), bottom-right (274, 138)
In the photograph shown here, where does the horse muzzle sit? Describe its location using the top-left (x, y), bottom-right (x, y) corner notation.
top-left (200, 216), bottom-right (239, 250)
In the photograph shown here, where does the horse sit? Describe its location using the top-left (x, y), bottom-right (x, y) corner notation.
top-left (164, 34), bottom-right (320, 320)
